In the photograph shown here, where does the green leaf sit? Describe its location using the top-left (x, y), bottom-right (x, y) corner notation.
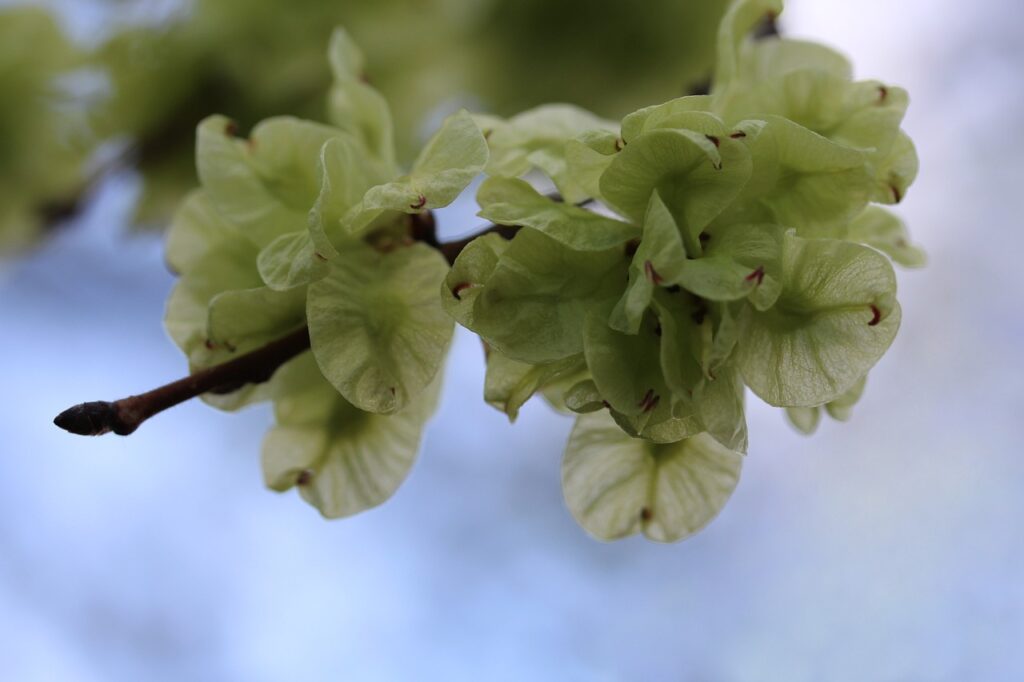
top-left (676, 222), bottom-right (785, 309)
top-left (308, 136), bottom-right (393, 259)
top-left (165, 242), bottom-right (262, 360)
top-left (307, 242), bottom-right (454, 414)
top-left (621, 96), bottom-right (713, 143)
top-left (847, 206), bottom-right (926, 268)
top-left (600, 128), bottom-right (751, 248)
top-left (722, 70), bottom-right (851, 133)
top-left (196, 115), bottom-right (345, 248)
top-left (345, 109), bottom-right (488, 234)
top-left (871, 130), bottom-right (918, 206)
top-left (444, 229), bottom-right (626, 364)
top-left (601, 128), bottom-right (716, 222)
top-left (825, 374), bottom-right (867, 421)
top-left (262, 353), bottom-right (442, 519)
top-left (326, 27), bottom-right (396, 168)
top-left (538, 368), bottom-right (593, 414)
top-left (165, 191), bottom-right (247, 275)
top-left (698, 365), bottom-right (749, 453)
top-left (476, 177), bottom-right (637, 251)
top-left (713, 0), bottom-right (785, 91)
top-left (164, 239), bottom-right (289, 411)
top-left (326, 25), bottom-right (365, 79)
top-left (537, 127), bottom-right (622, 203)
top-left (256, 230), bottom-right (328, 291)
top-left (207, 286), bottom-right (306, 356)
top-left (611, 191), bottom-right (687, 334)
top-left (738, 38), bottom-right (852, 83)
top-left (524, 147), bottom-right (587, 205)
top-left (410, 109), bottom-right (490, 202)
top-left (563, 379), bottom-right (606, 414)
top-left (830, 80), bottom-right (909, 158)
top-left (719, 68), bottom-right (908, 166)
top-left (441, 230), bottom-right (508, 308)
top-left (611, 196), bottom-right (781, 333)
top-left (483, 352), bottom-right (586, 422)
top-left (741, 116), bottom-right (873, 237)
top-left (562, 412), bottom-right (743, 542)
top-left (482, 104), bottom-right (617, 180)
top-left (584, 303), bottom-right (702, 443)
top-left (702, 301), bottom-right (742, 374)
top-left (610, 408), bottom-right (705, 446)
top-left (785, 406), bottom-right (821, 435)
top-left (652, 294), bottom-right (707, 400)
top-left (784, 373), bottom-right (866, 432)
top-left (586, 304), bottom-right (669, 421)
top-left (736, 233), bottom-right (901, 407)
top-left (563, 129), bottom-right (621, 200)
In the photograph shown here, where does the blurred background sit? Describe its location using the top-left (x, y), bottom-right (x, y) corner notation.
top-left (1, 0), bottom-right (1023, 679)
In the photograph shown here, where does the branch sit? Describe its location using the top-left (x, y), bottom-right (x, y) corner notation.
top-left (55, 327), bottom-right (311, 436)
top-left (54, 208), bottom-right (543, 437)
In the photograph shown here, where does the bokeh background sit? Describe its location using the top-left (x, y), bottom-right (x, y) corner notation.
top-left (2, 0), bottom-right (1023, 680)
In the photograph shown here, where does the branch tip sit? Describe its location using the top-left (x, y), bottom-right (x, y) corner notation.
top-left (54, 401), bottom-right (133, 437)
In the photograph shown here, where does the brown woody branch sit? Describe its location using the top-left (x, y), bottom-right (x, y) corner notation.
top-left (54, 327), bottom-right (312, 436)
top-left (54, 214), bottom-right (531, 437)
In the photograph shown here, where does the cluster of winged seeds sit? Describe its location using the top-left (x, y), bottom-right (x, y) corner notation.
top-left (165, 28), bottom-right (489, 518)
top-left (164, 0), bottom-right (922, 541)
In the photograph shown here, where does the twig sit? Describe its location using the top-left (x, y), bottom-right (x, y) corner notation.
top-left (55, 327), bottom-right (311, 436)
top-left (54, 201), bottom-right (566, 436)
